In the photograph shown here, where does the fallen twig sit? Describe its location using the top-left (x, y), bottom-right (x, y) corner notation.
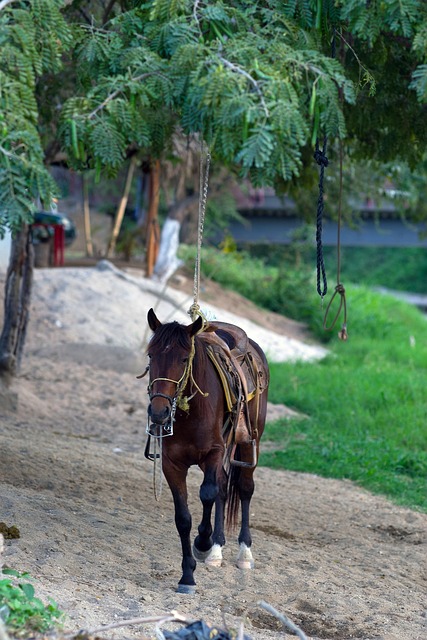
top-left (258, 601), bottom-right (308, 640)
top-left (64, 611), bottom-right (191, 638)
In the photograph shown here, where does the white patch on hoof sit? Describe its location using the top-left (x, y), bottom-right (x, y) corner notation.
top-left (236, 542), bottom-right (254, 570)
top-left (177, 583), bottom-right (196, 594)
top-left (204, 543), bottom-right (223, 567)
top-left (192, 544), bottom-right (212, 562)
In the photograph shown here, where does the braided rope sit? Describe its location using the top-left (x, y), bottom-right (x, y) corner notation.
top-left (319, 122), bottom-right (348, 339)
top-left (191, 140), bottom-right (211, 321)
top-left (313, 136), bottom-right (328, 298)
top-left (313, 29), bottom-right (348, 340)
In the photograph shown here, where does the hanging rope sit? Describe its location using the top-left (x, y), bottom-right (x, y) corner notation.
top-left (189, 139), bottom-right (211, 322)
top-left (313, 28), bottom-right (348, 340)
top-left (322, 140), bottom-right (348, 340)
top-left (314, 135), bottom-right (328, 298)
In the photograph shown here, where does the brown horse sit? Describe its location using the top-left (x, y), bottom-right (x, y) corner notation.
top-left (144, 308), bottom-right (269, 594)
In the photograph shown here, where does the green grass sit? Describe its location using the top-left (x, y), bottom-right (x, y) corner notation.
top-left (0, 568), bottom-right (64, 635)
top-left (262, 286), bottom-right (427, 512)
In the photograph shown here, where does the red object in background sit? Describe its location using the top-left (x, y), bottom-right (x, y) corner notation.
top-left (32, 223), bottom-right (65, 267)
top-left (52, 224), bottom-right (65, 266)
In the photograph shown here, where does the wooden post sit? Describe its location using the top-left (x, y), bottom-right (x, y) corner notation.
top-left (145, 159), bottom-right (161, 277)
top-left (106, 155), bottom-right (138, 258)
top-left (82, 173), bottom-right (94, 257)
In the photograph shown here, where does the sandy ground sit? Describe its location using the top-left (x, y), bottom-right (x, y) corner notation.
top-left (0, 264), bottom-right (426, 640)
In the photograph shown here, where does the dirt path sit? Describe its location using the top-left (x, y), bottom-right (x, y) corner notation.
top-left (0, 268), bottom-right (426, 640)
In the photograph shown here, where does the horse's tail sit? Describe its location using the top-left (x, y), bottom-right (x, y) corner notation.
top-left (225, 451), bottom-right (241, 531)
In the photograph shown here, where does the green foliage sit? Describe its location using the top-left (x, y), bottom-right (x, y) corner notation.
top-left (56, 0), bottom-right (389, 184)
top-left (1, 0), bottom-right (427, 236)
top-left (0, 0), bottom-right (71, 236)
top-left (339, 0), bottom-right (422, 43)
top-left (410, 64), bottom-right (427, 101)
top-left (263, 287), bottom-right (427, 511)
top-left (0, 568), bottom-right (64, 634)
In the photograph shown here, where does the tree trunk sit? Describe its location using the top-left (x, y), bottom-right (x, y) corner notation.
top-left (82, 173), bottom-right (94, 257)
top-left (0, 224), bottom-right (34, 386)
top-left (145, 159), bottom-right (161, 277)
top-left (106, 156), bottom-right (138, 258)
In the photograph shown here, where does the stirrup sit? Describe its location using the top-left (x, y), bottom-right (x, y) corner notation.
top-left (230, 439), bottom-right (257, 468)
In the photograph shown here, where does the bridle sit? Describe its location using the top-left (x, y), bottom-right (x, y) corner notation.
top-left (146, 374), bottom-right (184, 438)
top-left (143, 334), bottom-right (208, 437)
top-left (138, 335), bottom-right (208, 478)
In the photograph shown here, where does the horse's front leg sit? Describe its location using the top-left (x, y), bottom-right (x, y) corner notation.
top-left (163, 461), bottom-right (196, 594)
top-left (193, 465), bottom-right (216, 560)
top-left (193, 452), bottom-right (224, 564)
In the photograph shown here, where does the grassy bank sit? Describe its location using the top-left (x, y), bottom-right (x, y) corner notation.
top-left (264, 286), bottom-right (427, 512)
top-left (247, 245), bottom-right (427, 295)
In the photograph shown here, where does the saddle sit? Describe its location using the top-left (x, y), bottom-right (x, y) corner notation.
top-left (200, 322), bottom-right (269, 461)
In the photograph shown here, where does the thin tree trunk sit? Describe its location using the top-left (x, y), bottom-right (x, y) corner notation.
top-left (145, 159), bottom-right (161, 277)
top-left (106, 156), bottom-right (138, 258)
top-left (0, 224), bottom-right (33, 386)
top-left (83, 173), bottom-right (94, 257)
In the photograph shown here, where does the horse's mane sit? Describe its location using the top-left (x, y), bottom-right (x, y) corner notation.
top-left (147, 321), bottom-right (192, 354)
top-left (147, 321), bottom-right (209, 377)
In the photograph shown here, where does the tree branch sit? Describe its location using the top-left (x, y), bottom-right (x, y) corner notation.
top-left (193, 0), bottom-right (202, 31)
top-left (0, 0), bottom-right (19, 10)
top-left (64, 611), bottom-right (191, 637)
top-left (102, 0), bottom-right (117, 25)
top-left (218, 56), bottom-right (270, 118)
top-left (88, 73), bottom-right (168, 119)
top-left (0, 146), bottom-right (30, 168)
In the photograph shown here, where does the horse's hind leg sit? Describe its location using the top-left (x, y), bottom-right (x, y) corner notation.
top-left (204, 464), bottom-right (227, 567)
top-left (236, 463), bottom-right (256, 570)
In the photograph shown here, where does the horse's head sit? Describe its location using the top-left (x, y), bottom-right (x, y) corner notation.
top-left (146, 308), bottom-right (203, 429)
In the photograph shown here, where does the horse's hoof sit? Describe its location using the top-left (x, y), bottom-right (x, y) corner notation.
top-left (236, 558), bottom-right (254, 570)
top-left (204, 543), bottom-right (223, 567)
top-left (192, 544), bottom-right (212, 562)
top-left (177, 583), bottom-right (196, 595)
top-left (236, 542), bottom-right (254, 570)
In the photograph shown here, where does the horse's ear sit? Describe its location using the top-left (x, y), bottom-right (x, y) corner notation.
top-left (189, 315), bottom-right (204, 337)
top-left (148, 308), bottom-right (162, 332)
